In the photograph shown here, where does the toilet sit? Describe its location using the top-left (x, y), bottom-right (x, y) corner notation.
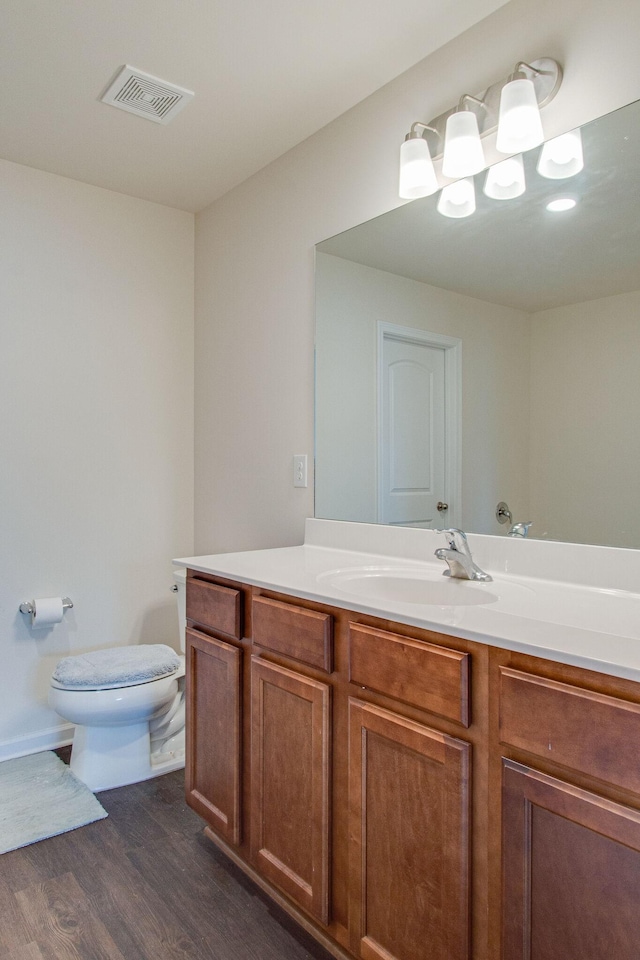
top-left (49, 568), bottom-right (187, 792)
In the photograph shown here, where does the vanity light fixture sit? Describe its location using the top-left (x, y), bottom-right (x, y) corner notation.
top-left (437, 178), bottom-right (476, 218)
top-left (496, 64), bottom-right (546, 154)
top-left (483, 154), bottom-right (526, 200)
top-left (442, 97), bottom-right (486, 179)
top-left (537, 128), bottom-right (584, 179)
top-left (398, 57), bottom-right (562, 201)
top-left (399, 122), bottom-right (439, 199)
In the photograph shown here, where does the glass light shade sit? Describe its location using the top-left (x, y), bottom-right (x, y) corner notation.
top-left (483, 154), bottom-right (526, 200)
top-left (399, 136), bottom-right (438, 199)
top-left (442, 110), bottom-right (485, 179)
top-left (437, 178), bottom-right (476, 218)
top-left (496, 77), bottom-right (544, 154)
top-left (537, 128), bottom-right (584, 179)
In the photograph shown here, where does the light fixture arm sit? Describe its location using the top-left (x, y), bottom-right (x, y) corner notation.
top-left (510, 60), bottom-right (563, 108)
top-left (457, 93), bottom-right (487, 113)
top-left (511, 61), bottom-right (542, 79)
top-left (405, 121), bottom-right (440, 142)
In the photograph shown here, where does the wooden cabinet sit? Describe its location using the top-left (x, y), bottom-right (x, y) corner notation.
top-left (502, 760), bottom-right (640, 960)
top-left (348, 698), bottom-right (471, 960)
top-left (495, 658), bottom-right (640, 960)
top-left (250, 656), bottom-right (331, 923)
top-left (347, 621), bottom-right (473, 960)
top-left (186, 570), bottom-right (640, 960)
top-left (185, 626), bottom-right (242, 845)
top-left (184, 573), bottom-right (246, 846)
top-left (250, 596), bottom-right (335, 928)
top-left (185, 574), bottom-right (481, 960)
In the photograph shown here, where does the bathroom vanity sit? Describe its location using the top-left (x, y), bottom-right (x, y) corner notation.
top-left (177, 520), bottom-right (640, 960)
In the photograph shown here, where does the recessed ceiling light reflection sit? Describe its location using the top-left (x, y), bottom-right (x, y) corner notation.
top-left (546, 197), bottom-right (577, 212)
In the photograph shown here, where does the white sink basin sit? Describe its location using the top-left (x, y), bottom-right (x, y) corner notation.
top-left (317, 565), bottom-right (500, 606)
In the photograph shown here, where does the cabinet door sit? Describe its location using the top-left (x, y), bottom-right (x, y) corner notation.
top-left (348, 698), bottom-right (471, 960)
top-left (185, 627), bottom-right (242, 845)
top-left (502, 759), bottom-right (640, 960)
top-left (250, 656), bottom-right (331, 925)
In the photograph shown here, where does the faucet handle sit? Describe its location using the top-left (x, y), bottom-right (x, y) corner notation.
top-left (437, 527), bottom-right (469, 552)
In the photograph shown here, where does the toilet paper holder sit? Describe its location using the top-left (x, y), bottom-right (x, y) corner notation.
top-left (19, 597), bottom-right (74, 615)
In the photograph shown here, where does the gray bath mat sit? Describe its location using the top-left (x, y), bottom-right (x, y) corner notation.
top-left (0, 751), bottom-right (107, 854)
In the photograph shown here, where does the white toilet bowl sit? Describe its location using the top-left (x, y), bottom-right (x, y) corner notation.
top-left (49, 569), bottom-right (188, 792)
top-left (50, 667), bottom-right (183, 791)
top-left (50, 671), bottom-right (180, 727)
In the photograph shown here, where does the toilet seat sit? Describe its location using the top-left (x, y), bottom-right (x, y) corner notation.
top-left (51, 643), bottom-right (180, 691)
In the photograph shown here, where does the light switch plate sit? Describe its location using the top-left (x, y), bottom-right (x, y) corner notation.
top-left (293, 454), bottom-right (308, 488)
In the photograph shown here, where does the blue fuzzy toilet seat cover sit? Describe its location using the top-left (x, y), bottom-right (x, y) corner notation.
top-left (52, 644), bottom-right (181, 690)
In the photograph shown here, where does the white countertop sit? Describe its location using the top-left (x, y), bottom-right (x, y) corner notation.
top-left (176, 519), bottom-right (640, 683)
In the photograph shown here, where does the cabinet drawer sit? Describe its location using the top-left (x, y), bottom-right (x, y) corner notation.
top-left (349, 623), bottom-right (470, 726)
top-left (252, 596), bottom-right (333, 672)
top-left (186, 576), bottom-right (242, 639)
top-left (500, 667), bottom-right (640, 793)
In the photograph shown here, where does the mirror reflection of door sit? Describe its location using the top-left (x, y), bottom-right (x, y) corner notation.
top-left (378, 323), bottom-right (461, 527)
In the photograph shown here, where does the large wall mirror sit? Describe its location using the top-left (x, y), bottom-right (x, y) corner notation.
top-left (315, 97), bottom-right (640, 549)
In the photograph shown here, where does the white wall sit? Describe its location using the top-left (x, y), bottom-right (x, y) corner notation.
top-left (0, 159), bottom-right (194, 759)
top-left (194, 0), bottom-right (640, 556)
top-left (315, 254), bottom-right (530, 532)
top-left (530, 290), bottom-right (640, 547)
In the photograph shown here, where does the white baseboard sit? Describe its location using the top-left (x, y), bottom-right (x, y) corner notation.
top-left (0, 723), bottom-right (75, 763)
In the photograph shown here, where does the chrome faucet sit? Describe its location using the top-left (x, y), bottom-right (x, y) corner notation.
top-left (508, 521), bottom-right (533, 538)
top-left (435, 528), bottom-right (493, 582)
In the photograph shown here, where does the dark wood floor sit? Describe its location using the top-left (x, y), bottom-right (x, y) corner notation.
top-left (0, 756), bottom-right (334, 960)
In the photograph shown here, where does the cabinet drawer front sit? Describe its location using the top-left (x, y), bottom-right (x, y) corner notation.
top-left (349, 623), bottom-right (470, 726)
top-left (500, 667), bottom-right (640, 792)
top-left (252, 596), bottom-right (333, 672)
top-left (186, 576), bottom-right (241, 639)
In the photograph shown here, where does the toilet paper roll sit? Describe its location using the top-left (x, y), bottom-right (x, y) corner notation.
top-left (31, 597), bottom-right (65, 629)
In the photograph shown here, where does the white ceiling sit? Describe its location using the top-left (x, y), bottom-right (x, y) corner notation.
top-left (0, 0), bottom-right (509, 212)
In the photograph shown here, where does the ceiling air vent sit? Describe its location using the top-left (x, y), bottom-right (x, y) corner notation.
top-left (100, 65), bottom-right (194, 125)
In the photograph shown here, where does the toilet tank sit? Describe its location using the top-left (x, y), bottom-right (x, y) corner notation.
top-left (173, 567), bottom-right (187, 652)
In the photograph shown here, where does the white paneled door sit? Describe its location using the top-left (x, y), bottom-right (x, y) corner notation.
top-left (378, 323), bottom-right (461, 528)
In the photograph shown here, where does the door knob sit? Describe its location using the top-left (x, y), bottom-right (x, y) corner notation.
top-left (437, 501), bottom-right (449, 512)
